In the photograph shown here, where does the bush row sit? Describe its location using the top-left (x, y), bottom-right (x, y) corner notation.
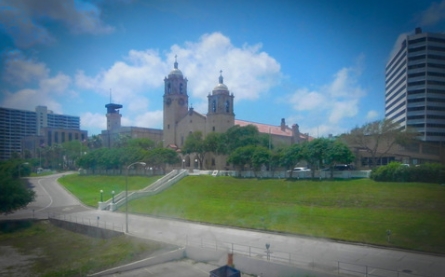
top-left (371, 162), bottom-right (445, 183)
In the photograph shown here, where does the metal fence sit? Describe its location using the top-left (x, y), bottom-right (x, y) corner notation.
top-left (49, 213), bottom-right (124, 232)
top-left (185, 237), bottom-right (432, 277)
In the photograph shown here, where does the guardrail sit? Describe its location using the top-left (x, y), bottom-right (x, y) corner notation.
top-left (100, 169), bottom-right (188, 211)
top-left (185, 237), bottom-right (432, 277)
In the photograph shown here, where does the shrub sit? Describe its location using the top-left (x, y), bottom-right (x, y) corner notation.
top-left (371, 162), bottom-right (445, 183)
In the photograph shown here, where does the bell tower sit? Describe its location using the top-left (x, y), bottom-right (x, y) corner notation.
top-left (163, 56), bottom-right (189, 147)
top-left (206, 70), bottom-right (235, 134)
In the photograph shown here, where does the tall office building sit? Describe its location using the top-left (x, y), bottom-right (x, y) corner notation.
top-left (385, 28), bottom-right (445, 142)
top-left (0, 106), bottom-right (87, 160)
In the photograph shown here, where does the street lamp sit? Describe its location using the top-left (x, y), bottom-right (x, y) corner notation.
top-left (100, 190), bottom-right (103, 202)
top-left (126, 161), bottom-right (146, 233)
top-left (18, 162), bottom-right (29, 178)
top-left (111, 191), bottom-right (115, 203)
top-left (182, 159), bottom-right (185, 169)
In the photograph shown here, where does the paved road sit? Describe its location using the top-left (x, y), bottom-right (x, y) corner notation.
top-left (2, 174), bottom-right (445, 277)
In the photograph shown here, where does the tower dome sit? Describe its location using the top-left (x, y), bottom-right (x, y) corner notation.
top-left (212, 70), bottom-right (229, 94)
top-left (168, 55), bottom-right (183, 77)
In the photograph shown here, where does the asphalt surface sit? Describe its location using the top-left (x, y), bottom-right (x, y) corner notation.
top-left (2, 173), bottom-right (445, 277)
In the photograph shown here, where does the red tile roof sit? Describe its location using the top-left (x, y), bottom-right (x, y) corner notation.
top-left (235, 119), bottom-right (293, 137)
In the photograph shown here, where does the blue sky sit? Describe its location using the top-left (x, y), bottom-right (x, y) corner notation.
top-left (1, 0), bottom-right (445, 137)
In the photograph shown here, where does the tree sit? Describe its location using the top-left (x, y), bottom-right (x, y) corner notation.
top-left (280, 143), bottom-right (304, 178)
top-left (0, 162), bottom-right (35, 215)
top-left (341, 119), bottom-right (418, 168)
top-left (146, 148), bottom-right (180, 173)
top-left (224, 125), bottom-right (269, 153)
top-left (324, 140), bottom-right (355, 178)
top-left (87, 135), bottom-right (103, 150)
top-left (301, 138), bottom-right (330, 178)
top-left (182, 131), bottom-right (207, 169)
top-left (251, 146), bottom-right (271, 176)
top-left (227, 145), bottom-right (256, 173)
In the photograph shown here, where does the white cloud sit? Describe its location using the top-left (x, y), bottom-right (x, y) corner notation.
top-left (134, 111), bottom-right (163, 129)
top-left (366, 110), bottom-right (379, 121)
top-left (80, 112), bottom-right (106, 132)
top-left (289, 88), bottom-right (326, 111)
top-left (0, 55), bottom-right (70, 113)
top-left (1, 89), bottom-right (63, 113)
top-left (2, 51), bottom-right (49, 85)
top-left (76, 32), bottom-right (282, 116)
top-left (0, 0), bottom-right (114, 48)
top-left (287, 61), bottom-right (366, 137)
top-left (418, 0), bottom-right (445, 27)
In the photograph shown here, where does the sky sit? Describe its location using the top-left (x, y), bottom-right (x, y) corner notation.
top-left (1, 0), bottom-right (445, 138)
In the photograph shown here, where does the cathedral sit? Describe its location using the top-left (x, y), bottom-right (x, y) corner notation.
top-left (102, 58), bottom-right (309, 170)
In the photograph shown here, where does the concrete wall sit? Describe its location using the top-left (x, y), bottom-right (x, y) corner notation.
top-left (49, 218), bottom-right (123, 239)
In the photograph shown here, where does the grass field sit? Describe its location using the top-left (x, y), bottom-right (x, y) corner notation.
top-left (60, 174), bottom-right (445, 254)
top-left (59, 174), bottom-right (160, 207)
top-left (0, 220), bottom-right (171, 277)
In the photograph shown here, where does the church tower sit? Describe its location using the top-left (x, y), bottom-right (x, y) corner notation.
top-left (206, 71), bottom-right (235, 134)
top-left (163, 56), bottom-right (189, 147)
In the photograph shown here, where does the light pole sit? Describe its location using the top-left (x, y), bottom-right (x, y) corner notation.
top-left (111, 191), bottom-right (115, 203)
top-left (100, 190), bottom-right (103, 202)
top-left (126, 161), bottom-right (146, 233)
top-left (182, 159), bottom-right (185, 169)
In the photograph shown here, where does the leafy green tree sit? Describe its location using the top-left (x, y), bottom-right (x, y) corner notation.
top-left (224, 125), bottom-right (269, 152)
top-left (227, 145), bottom-right (256, 173)
top-left (301, 138), bottom-right (330, 178)
top-left (146, 148), bottom-right (180, 173)
top-left (127, 138), bottom-right (155, 150)
top-left (204, 132), bottom-right (226, 155)
top-left (87, 135), bottom-right (102, 150)
top-left (0, 162), bottom-right (35, 215)
top-left (251, 146), bottom-right (271, 176)
top-left (324, 140), bottom-right (355, 178)
top-left (280, 143), bottom-right (304, 178)
top-left (182, 131), bottom-right (206, 169)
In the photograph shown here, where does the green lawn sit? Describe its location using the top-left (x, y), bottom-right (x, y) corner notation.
top-left (60, 174), bottom-right (445, 254)
top-left (59, 174), bottom-right (160, 207)
top-left (0, 220), bottom-right (172, 277)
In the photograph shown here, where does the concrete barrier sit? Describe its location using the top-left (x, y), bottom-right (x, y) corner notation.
top-left (87, 247), bottom-right (185, 277)
top-left (49, 218), bottom-right (123, 239)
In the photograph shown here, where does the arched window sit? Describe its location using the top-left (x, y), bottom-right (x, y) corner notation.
top-left (225, 100), bottom-right (230, 113)
top-left (180, 83), bottom-right (183, 94)
top-left (167, 83), bottom-right (171, 93)
top-left (212, 100), bottom-right (216, 112)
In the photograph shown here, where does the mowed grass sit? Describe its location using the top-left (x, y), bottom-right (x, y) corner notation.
top-left (0, 220), bottom-right (171, 277)
top-left (59, 174), bottom-right (160, 207)
top-left (61, 174), bottom-right (445, 254)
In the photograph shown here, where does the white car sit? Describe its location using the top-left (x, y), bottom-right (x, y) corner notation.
top-left (288, 167), bottom-right (311, 172)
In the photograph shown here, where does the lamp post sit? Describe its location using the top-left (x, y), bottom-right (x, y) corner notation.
top-left (111, 191), bottom-right (115, 203)
top-left (100, 190), bottom-right (103, 202)
top-left (182, 159), bottom-right (185, 169)
top-left (18, 162), bottom-right (29, 178)
top-left (126, 161), bottom-right (146, 233)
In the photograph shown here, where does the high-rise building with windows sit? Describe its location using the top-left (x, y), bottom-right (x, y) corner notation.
top-left (0, 106), bottom-right (87, 160)
top-left (385, 28), bottom-right (445, 142)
